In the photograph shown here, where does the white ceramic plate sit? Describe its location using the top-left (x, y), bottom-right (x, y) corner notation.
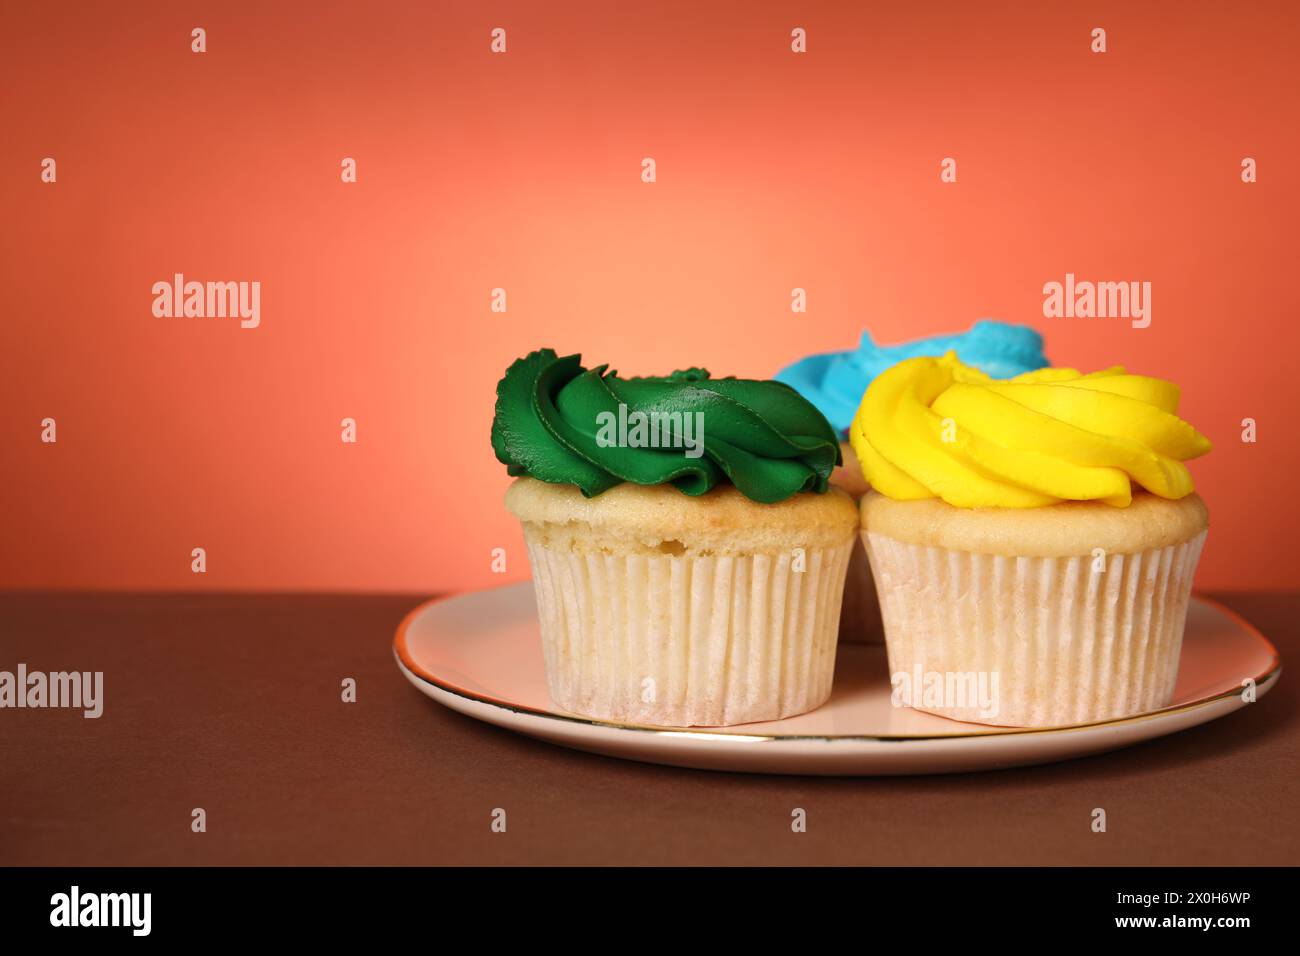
top-left (394, 582), bottom-right (1281, 776)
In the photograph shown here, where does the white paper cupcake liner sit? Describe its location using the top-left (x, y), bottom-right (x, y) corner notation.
top-left (524, 534), bottom-right (854, 727)
top-left (864, 530), bottom-right (1207, 727)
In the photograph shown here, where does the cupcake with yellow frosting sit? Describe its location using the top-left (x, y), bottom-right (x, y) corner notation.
top-left (850, 354), bottom-right (1211, 727)
top-left (493, 349), bottom-right (858, 727)
top-left (777, 320), bottom-right (1052, 644)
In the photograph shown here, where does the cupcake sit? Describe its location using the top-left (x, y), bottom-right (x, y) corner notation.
top-left (776, 320), bottom-right (1050, 644)
top-left (850, 353), bottom-right (1212, 727)
top-left (492, 349), bottom-right (858, 727)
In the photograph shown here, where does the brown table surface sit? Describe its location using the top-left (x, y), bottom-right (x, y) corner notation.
top-left (1, 591), bottom-right (1296, 867)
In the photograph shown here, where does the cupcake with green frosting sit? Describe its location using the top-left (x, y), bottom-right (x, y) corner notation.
top-left (492, 349), bottom-right (858, 727)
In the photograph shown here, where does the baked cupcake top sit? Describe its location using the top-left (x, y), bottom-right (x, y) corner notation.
top-left (492, 348), bottom-right (842, 504)
top-left (776, 320), bottom-right (1049, 435)
top-left (849, 353), bottom-right (1211, 509)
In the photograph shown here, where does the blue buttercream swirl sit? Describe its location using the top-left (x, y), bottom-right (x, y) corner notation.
top-left (775, 320), bottom-right (1050, 435)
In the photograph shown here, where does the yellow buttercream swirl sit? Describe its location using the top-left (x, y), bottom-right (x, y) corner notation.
top-left (848, 353), bottom-right (1211, 508)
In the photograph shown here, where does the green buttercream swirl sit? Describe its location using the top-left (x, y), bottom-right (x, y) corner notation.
top-left (491, 348), bottom-right (842, 504)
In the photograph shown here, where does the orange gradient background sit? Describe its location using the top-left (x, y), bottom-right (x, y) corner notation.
top-left (2, 1), bottom-right (1298, 593)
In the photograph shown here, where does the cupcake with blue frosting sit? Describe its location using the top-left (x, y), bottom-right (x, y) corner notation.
top-left (777, 320), bottom-right (1050, 438)
top-left (777, 321), bottom-right (1050, 642)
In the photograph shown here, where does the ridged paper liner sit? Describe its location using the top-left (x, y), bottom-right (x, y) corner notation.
top-left (524, 532), bottom-right (854, 727)
top-left (863, 530), bottom-right (1207, 727)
